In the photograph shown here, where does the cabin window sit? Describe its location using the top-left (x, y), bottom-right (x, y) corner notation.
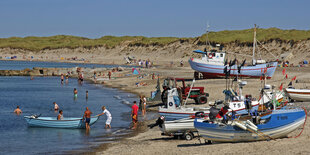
top-left (220, 54), bottom-right (223, 57)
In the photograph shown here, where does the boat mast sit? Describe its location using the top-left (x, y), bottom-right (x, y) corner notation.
top-left (206, 23), bottom-right (211, 50)
top-left (252, 24), bottom-right (257, 65)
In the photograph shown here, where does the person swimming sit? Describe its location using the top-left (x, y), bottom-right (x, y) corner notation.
top-left (14, 106), bottom-right (22, 115)
top-left (74, 88), bottom-right (78, 98)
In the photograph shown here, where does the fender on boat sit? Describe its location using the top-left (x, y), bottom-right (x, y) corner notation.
top-left (235, 122), bottom-right (247, 130)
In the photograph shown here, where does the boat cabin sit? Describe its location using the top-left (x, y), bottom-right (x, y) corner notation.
top-left (193, 49), bottom-right (226, 66)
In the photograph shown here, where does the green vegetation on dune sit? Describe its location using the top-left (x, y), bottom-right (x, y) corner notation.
top-left (199, 28), bottom-right (310, 43)
top-left (1, 28), bottom-right (310, 51)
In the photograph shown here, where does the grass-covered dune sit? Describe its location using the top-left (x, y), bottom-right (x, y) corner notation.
top-left (0, 28), bottom-right (310, 51)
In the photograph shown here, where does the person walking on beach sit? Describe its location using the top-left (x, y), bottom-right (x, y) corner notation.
top-left (131, 101), bottom-right (139, 129)
top-left (108, 71), bottom-right (112, 80)
top-left (14, 106), bottom-right (22, 115)
top-left (139, 95), bottom-right (143, 111)
top-left (53, 102), bottom-right (59, 111)
top-left (142, 96), bottom-right (147, 116)
top-left (93, 71), bottom-right (97, 82)
top-left (74, 88), bottom-right (78, 98)
top-left (57, 110), bottom-right (63, 120)
top-left (83, 107), bottom-right (92, 131)
top-left (97, 106), bottom-right (112, 129)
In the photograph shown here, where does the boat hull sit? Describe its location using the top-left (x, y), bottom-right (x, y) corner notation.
top-left (194, 109), bottom-right (306, 142)
top-left (284, 88), bottom-right (310, 101)
top-left (158, 107), bottom-right (210, 120)
top-left (161, 118), bottom-right (196, 134)
top-left (189, 59), bottom-right (277, 79)
top-left (24, 116), bottom-right (99, 129)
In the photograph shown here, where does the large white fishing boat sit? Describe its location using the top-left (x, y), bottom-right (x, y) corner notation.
top-left (189, 25), bottom-right (277, 79)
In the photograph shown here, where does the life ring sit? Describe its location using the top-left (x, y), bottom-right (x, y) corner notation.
top-left (169, 102), bottom-right (173, 107)
top-left (208, 53), bottom-right (213, 58)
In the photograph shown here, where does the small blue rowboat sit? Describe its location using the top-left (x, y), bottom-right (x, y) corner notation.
top-left (194, 108), bottom-right (306, 142)
top-left (24, 115), bottom-right (100, 129)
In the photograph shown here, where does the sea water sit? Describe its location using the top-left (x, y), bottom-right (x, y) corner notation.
top-left (0, 76), bottom-right (138, 154)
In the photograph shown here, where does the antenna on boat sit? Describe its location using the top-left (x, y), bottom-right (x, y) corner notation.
top-left (252, 24), bottom-right (257, 65)
top-left (206, 22), bottom-right (211, 49)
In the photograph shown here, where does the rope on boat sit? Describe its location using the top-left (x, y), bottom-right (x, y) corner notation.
top-left (288, 107), bottom-right (307, 138)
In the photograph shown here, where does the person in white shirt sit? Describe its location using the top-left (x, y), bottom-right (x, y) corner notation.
top-left (97, 106), bottom-right (112, 128)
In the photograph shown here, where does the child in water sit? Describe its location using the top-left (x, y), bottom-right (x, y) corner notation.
top-left (74, 88), bottom-right (78, 97)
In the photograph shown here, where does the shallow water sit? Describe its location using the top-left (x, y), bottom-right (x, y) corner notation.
top-left (0, 76), bottom-right (139, 155)
top-left (0, 60), bottom-right (133, 70)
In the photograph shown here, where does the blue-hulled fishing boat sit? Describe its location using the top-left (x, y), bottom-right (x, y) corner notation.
top-left (24, 115), bottom-right (100, 129)
top-left (194, 108), bottom-right (306, 142)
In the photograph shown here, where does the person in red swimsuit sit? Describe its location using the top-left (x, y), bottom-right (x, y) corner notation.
top-left (131, 101), bottom-right (139, 129)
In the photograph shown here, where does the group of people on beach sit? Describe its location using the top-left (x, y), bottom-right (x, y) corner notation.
top-left (137, 59), bottom-right (152, 68)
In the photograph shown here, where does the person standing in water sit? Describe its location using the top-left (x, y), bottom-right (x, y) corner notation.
top-left (142, 95), bottom-right (147, 116)
top-left (14, 106), bottom-right (22, 115)
top-left (65, 74), bottom-right (69, 84)
top-left (86, 90), bottom-right (88, 99)
top-left (97, 106), bottom-right (112, 129)
top-left (53, 102), bottom-right (59, 111)
top-left (74, 88), bottom-right (78, 98)
top-left (60, 74), bottom-right (64, 84)
top-left (57, 110), bottom-right (63, 120)
top-left (131, 101), bottom-right (139, 129)
top-left (83, 107), bottom-right (92, 131)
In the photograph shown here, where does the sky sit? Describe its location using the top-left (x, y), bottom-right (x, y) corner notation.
top-left (0, 0), bottom-right (309, 38)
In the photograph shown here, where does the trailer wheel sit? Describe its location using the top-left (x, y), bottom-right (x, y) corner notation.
top-left (205, 139), bottom-right (212, 144)
top-left (183, 132), bottom-right (193, 141)
top-left (196, 95), bottom-right (208, 104)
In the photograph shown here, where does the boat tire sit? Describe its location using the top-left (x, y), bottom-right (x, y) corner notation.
top-left (196, 95), bottom-right (208, 104)
top-left (173, 135), bottom-right (181, 139)
top-left (183, 132), bottom-right (193, 141)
